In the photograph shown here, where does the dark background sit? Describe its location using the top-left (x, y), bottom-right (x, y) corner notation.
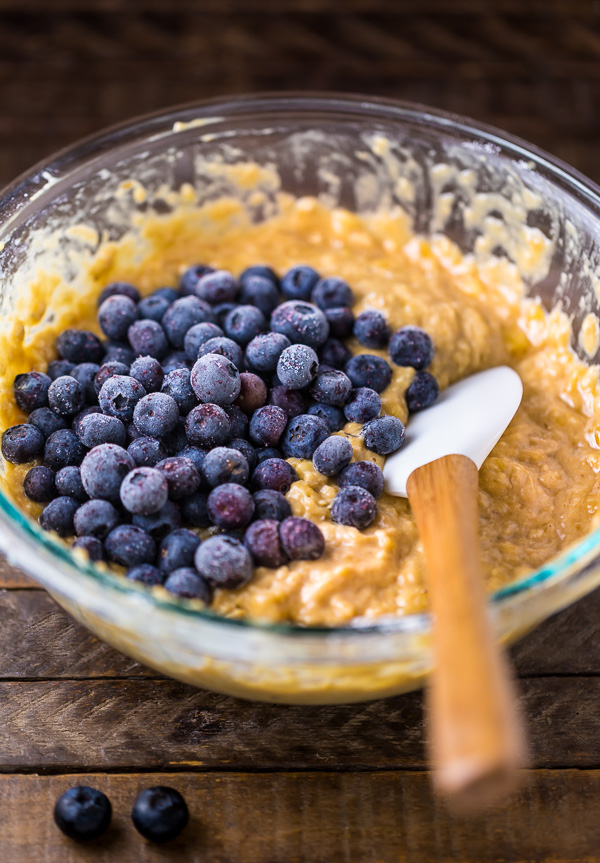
top-left (1, 0), bottom-right (600, 188)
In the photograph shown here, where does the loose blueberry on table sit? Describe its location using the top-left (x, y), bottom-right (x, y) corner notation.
top-left (53, 785), bottom-right (112, 841)
top-left (2, 262), bottom-right (439, 609)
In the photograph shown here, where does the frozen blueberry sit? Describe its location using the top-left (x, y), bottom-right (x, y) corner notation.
top-left (195, 270), bottom-right (238, 305)
top-left (185, 403), bottom-right (231, 447)
top-left (28, 407), bottom-right (67, 438)
top-left (345, 354), bottom-right (392, 393)
top-left (325, 306), bottom-right (355, 340)
top-left (157, 369), bottom-right (196, 415)
top-left (132, 500), bottom-right (182, 541)
top-left (14, 371), bottom-right (51, 413)
top-left (105, 524), bottom-right (156, 567)
top-left (72, 406), bottom-right (103, 437)
top-left (162, 296), bottom-right (216, 348)
top-left (354, 310), bottom-right (389, 348)
top-left (72, 536), bottom-right (106, 563)
top-left (245, 519), bottom-right (288, 568)
top-left (103, 342), bottom-right (135, 366)
top-left (232, 375), bottom-right (265, 417)
top-left (128, 319), bottom-right (169, 360)
top-left (127, 422), bottom-right (142, 444)
top-left (281, 265), bottom-right (319, 300)
top-left (228, 438), bottom-right (257, 472)
top-left (212, 302), bottom-right (238, 326)
top-left (319, 338), bottom-right (352, 370)
top-left (48, 376), bottom-right (85, 416)
top-left (24, 465), bottom-right (56, 502)
top-left (53, 785), bottom-right (112, 842)
top-left (255, 446), bottom-right (283, 463)
top-left (268, 386), bottom-right (306, 418)
top-left (281, 414), bottom-right (329, 459)
top-left (131, 786), bottom-right (189, 844)
top-left (164, 568), bottom-right (212, 603)
top-left (126, 564), bottom-right (164, 586)
top-left (195, 533), bottom-right (253, 588)
top-left (202, 446), bottom-right (249, 487)
top-left (246, 332), bottom-right (290, 375)
top-left (252, 488), bottom-right (292, 522)
top-left (279, 516), bottom-right (325, 560)
top-left (120, 466), bottom-right (169, 515)
top-left (271, 300), bottom-right (329, 350)
top-left (99, 375), bottom-right (146, 422)
top-left (71, 363), bottom-right (101, 404)
top-left (197, 336), bottom-right (244, 370)
top-left (80, 443), bottom-right (135, 501)
top-left (343, 387), bottom-right (381, 423)
top-left (98, 294), bottom-right (138, 341)
top-left (94, 361), bottom-right (130, 395)
top-left (77, 413), bottom-right (127, 448)
top-left (130, 356), bottom-right (164, 393)
top-left (74, 499), bottom-right (120, 538)
top-left (47, 359), bottom-right (75, 380)
top-left (312, 435), bottom-right (353, 477)
top-left (389, 325), bottom-right (434, 369)
top-left (311, 276), bottom-right (354, 310)
top-left (43, 429), bottom-right (85, 470)
top-left (158, 528), bottom-right (200, 574)
top-left (56, 329), bottom-right (105, 365)
top-left (156, 286), bottom-right (184, 303)
top-left (307, 403), bottom-right (345, 432)
top-left (156, 456), bottom-right (201, 500)
top-left (191, 353), bottom-right (241, 405)
top-left (55, 465), bottom-right (87, 502)
top-left (276, 344), bottom-right (319, 389)
top-left (240, 264), bottom-right (279, 287)
top-left (39, 495), bottom-right (79, 537)
top-left (161, 351), bottom-right (190, 374)
top-left (223, 405), bottom-right (249, 439)
top-left (131, 392), bottom-right (179, 438)
top-left (238, 275), bottom-right (279, 316)
top-left (331, 485), bottom-right (377, 529)
top-left (137, 293), bottom-right (171, 322)
top-left (251, 457), bottom-right (298, 493)
top-left (338, 460), bottom-right (385, 499)
top-left (224, 304), bottom-right (266, 345)
top-left (127, 436), bottom-right (166, 469)
top-left (180, 491), bottom-right (211, 528)
top-left (183, 322), bottom-right (224, 361)
top-left (405, 370), bottom-right (439, 412)
top-left (175, 445), bottom-right (208, 475)
top-left (207, 483), bottom-right (254, 530)
top-left (98, 281), bottom-right (140, 306)
top-left (179, 263), bottom-right (214, 296)
top-left (362, 415), bottom-right (406, 455)
top-left (249, 405), bottom-right (287, 447)
top-left (309, 370), bottom-right (352, 407)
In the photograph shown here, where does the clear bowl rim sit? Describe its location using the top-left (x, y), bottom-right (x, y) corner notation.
top-left (2, 89), bottom-right (600, 638)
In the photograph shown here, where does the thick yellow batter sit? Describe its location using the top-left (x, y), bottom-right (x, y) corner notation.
top-left (1, 192), bottom-right (600, 626)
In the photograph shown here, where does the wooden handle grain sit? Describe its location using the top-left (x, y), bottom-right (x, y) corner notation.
top-left (407, 454), bottom-right (526, 811)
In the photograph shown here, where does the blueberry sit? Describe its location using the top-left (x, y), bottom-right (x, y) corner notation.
top-left (331, 485), bottom-right (377, 529)
top-left (72, 406), bottom-right (103, 437)
top-left (194, 534), bottom-right (253, 587)
top-left (212, 302), bottom-right (238, 326)
top-left (197, 336), bottom-right (244, 369)
top-left (185, 404), bottom-right (231, 447)
top-left (132, 500), bottom-right (182, 541)
top-left (245, 519), bottom-right (288, 568)
top-left (130, 356), bottom-right (164, 393)
top-left (249, 405), bottom-right (287, 447)
top-left (55, 466), bottom-right (87, 502)
top-left (252, 488), bottom-right (292, 521)
top-left (105, 524), bottom-right (156, 567)
top-left (158, 528), bottom-right (200, 573)
top-left (251, 457), bottom-right (298, 493)
top-left (24, 465), bottom-right (56, 502)
top-left (80, 444), bottom-right (135, 501)
top-left (338, 460), bottom-right (385, 498)
top-left (281, 414), bottom-right (329, 459)
top-left (156, 456), bottom-right (201, 500)
top-left (162, 351), bottom-right (190, 374)
top-left (131, 786), bottom-right (189, 843)
top-left (120, 466), bottom-right (169, 515)
top-left (313, 435), bottom-right (353, 476)
top-left (268, 386), bottom-right (306, 418)
top-left (1, 423), bottom-right (44, 463)
top-left (238, 275), bottom-right (279, 316)
top-left (279, 516), bottom-right (325, 560)
top-left (246, 332), bottom-right (290, 374)
top-left (47, 359), bottom-right (75, 380)
top-left (98, 294), bottom-right (138, 341)
top-left (137, 293), bottom-right (171, 322)
top-left (179, 263), bottom-right (214, 295)
top-left (207, 483), bottom-right (255, 530)
top-left (54, 786), bottom-right (112, 842)
top-left (162, 296), bottom-right (216, 348)
top-left (228, 438), bottom-right (257, 472)
top-left (180, 491), bottom-right (211, 527)
top-left (72, 536), bottom-right (106, 563)
top-left (99, 375), bottom-right (146, 422)
top-left (281, 265), bottom-right (320, 300)
top-left (43, 429), bottom-right (85, 470)
top-left (201, 446), bottom-right (249, 487)
top-left (307, 403), bottom-right (345, 432)
top-left (344, 387), bottom-right (381, 423)
top-left (175, 445), bottom-right (208, 475)
top-left (271, 300), bottom-right (329, 349)
top-left (311, 276), bottom-right (354, 310)
top-left (74, 499), bottom-right (120, 538)
top-left (255, 446), bottom-right (283, 463)
top-left (103, 342), bottom-right (135, 366)
top-left (98, 281), bottom-right (140, 306)
top-left (319, 338), bottom-right (352, 370)
top-left (354, 310), bottom-right (389, 348)
top-left (39, 496), bottom-right (79, 537)
top-left (309, 369), bottom-right (352, 407)
top-left (276, 344), bottom-right (319, 389)
top-left (156, 286), bottom-right (184, 302)
top-left (362, 415), bottom-right (406, 455)
top-left (191, 353), bottom-right (241, 405)
top-left (224, 304), bottom-right (266, 345)
top-left (126, 564), bottom-right (164, 586)
top-left (405, 370), bottom-right (439, 412)
top-left (223, 405), bottom-right (249, 439)
top-left (56, 330), bottom-right (105, 365)
top-left (195, 269), bottom-right (238, 305)
top-left (76, 413), bottom-right (127, 448)
top-left (233, 373), bottom-right (267, 416)
top-left (164, 568), bottom-right (212, 602)
top-left (183, 322), bottom-right (224, 361)
top-left (131, 393), bottom-right (179, 440)
top-left (345, 354), bottom-right (392, 393)
top-left (127, 422), bottom-right (142, 443)
top-left (71, 363), bottom-right (101, 404)
top-left (128, 319), bottom-right (169, 359)
top-left (325, 306), bottom-right (355, 339)
top-left (239, 264), bottom-right (279, 287)
top-left (48, 375), bottom-right (85, 416)
top-left (389, 325), bottom-right (434, 369)
top-left (94, 361), bottom-right (130, 395)
top-left (14, 371), bottom-right (51, 413)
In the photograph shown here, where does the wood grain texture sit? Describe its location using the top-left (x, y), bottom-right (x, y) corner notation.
top-left (0, 556), bottom-right (34, 588)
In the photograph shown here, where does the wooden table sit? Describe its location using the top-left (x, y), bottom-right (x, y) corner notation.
top-left (2, 1), bottom-right (600, 859)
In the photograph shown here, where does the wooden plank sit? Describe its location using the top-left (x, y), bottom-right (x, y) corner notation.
top-left (0, 677), bottom-right (599, 772)
top-left (0, 556), bottom-right (35, 588)
top-left (1, 770), bottom-right (599, 863)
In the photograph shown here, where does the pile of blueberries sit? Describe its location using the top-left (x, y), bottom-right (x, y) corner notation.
top-left (1, 263), bottom-right (438, 603)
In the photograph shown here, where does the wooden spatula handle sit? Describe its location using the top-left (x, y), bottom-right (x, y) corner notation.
top-left (407, 453), bottom-right (525, 810)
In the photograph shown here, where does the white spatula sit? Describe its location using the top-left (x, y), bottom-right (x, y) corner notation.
top-left (384, 366), bottom-right (526, 810)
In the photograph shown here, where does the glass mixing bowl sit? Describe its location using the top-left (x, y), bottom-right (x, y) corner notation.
top-left (1, 93), bottom-right (600, 704)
